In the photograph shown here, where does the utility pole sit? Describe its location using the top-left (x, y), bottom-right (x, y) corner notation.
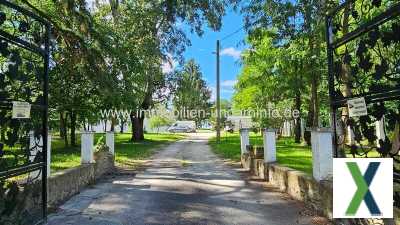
top-left (216, 40), bottom-right (221, 143)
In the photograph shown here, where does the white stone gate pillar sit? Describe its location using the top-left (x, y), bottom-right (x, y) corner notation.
top-left (263, 129), bottom-right (276, 163)
top-left (282, 121), bottom-right (287, 137)
top-left (239, 128), bottom-right (250, 155)
top-left (81, 131), bottom-right (94, 164)
top-left (311, 128), bottom-right (333, 181)
top-left (106, 131), bottom-right (115, 155)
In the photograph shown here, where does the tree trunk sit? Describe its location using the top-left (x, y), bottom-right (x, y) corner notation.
top-left (303, 2), bottom-right (319, 145)
top-left (60, 111), bottom-right (69, 146)
top-left (131, 79), bottom-right (153, 141)
top-left (130, 111), bottom-right (144, 142)
top-left (294, 92), bottom-right (302, 143)
top-left (304, 73), bottom-right (319, 145)
top-left (120, 121), bottom-right (124, 133)
top-left (341, 4), bottom-right (353, 149)
top-left (70, 111), bottom-right (77, 147)
top-left (111, 116), bottom-right (115, 132)
top-left (311, 69), bottom-right (319, 127)
top-left (60, 111), bottom-right (66, 138)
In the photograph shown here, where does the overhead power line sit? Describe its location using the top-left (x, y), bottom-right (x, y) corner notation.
top-left (220, 25), bottom-right (246, 42)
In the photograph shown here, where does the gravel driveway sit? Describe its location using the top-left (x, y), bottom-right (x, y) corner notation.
top-left (46, 133), bottom-right (323, 225)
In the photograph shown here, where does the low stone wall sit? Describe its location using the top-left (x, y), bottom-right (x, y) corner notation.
top-left (241, 153), bottom-right (251, 170)
top-left (241, 156), bottom-right (332, 219)
top-left (94, 151), bottom-right (115, 178)
top-left (48, 151), bottom-right (114, 208)
top-left (266, 163), bottom-right (332, 219)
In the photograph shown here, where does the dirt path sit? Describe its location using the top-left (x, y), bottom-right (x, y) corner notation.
top-left (46, 133), bottom-right (322, 225)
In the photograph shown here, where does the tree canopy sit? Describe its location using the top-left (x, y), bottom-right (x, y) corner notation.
top-left (7, 0), bottom-right (236, 144)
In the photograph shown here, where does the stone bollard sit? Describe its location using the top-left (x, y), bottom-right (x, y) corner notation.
top-left (29, 131), bottom-right (52, 178)
top-left (81, 131), bottom-right (95, 164)
top-left (239, 128), bottom-right (250, 155)
top-left (106, 131), bottom-right (114, 155)
top-left (311, 128), bottom-right (333, 181)
top-left (263, 129), bottom-right (276, 163)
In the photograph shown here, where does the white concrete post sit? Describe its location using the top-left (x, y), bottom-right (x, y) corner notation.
top-left (81, 131), bottom-right (95, 164)
top-left (29, 132), bottom-right (51, 178)
top-left (47, 134), bottom-right (51, 177)
top-left (282, 121), bottom-right (287, 136)
top-left (283, 121), bottom-right (291, 137)
top-left (291, 120), bottom-right (295, 136)
top-left (263, 129), bottom-right (276, 163)
top-left (375, 117), bottom-right (385, 147)
top-left (311, 128), bottom-right (333, 181)
top-left (106, 131), bottom-right (114, 155)
top-left (239, 128), bottom-right (250, 155)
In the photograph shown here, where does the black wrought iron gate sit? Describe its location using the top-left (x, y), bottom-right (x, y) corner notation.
top-left (0, 0), bottom-right (50, 224)
top-left (326, 0), bottom-right (400, 219)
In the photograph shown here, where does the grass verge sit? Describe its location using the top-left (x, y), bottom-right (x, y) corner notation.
top-left (51, 133), bottom-right (185, 172)
top-left (209, 132), bottom-right (313, 175)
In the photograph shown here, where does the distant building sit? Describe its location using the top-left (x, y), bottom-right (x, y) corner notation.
top-left (90, 120), bottom-right (129, 133)
top-left (226, 116), bottom-right (253, 131)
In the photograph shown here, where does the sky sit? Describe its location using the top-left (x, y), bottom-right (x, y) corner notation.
top-left (171, 10), bottom-right (247, 102)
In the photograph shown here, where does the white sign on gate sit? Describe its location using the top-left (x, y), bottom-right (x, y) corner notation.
top-left (12, 101), bottom-right (31, 119)
top-left (347, 97), bottom-right (367, 117)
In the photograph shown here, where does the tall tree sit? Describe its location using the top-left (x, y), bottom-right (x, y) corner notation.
top-left (235, 0), bottom-right (333, 143)
top-left (94, 0), bottom-right (235, 141)
top-left (173, 60), bottom-right (211, 126)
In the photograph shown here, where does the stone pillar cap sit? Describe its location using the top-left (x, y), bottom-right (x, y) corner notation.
top-left (239, 128), bottom-right (252, 132)
top-left (81, 131), bottom-right (95, 134)
top-left (262, 128), bottom-right (277, 132)
top-left (306, 127), bottom-right (333, 132)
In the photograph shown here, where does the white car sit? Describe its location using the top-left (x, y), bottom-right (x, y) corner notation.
top-left (167, 124), bottom-right (195, 133)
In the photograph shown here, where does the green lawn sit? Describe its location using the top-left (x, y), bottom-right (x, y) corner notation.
top-left (209, 132), bottom-right (313, 175)
top-left (275, 137), bottom-right (312, 174)
top-left (209, 132), bottom-right (384, 176)
top-left (51, 133), bottom-right (185, 172)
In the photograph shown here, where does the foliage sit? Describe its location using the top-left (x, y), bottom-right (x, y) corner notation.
top-left (172, 59), bottom-right (212, 126)
top-left (149, 115), bottom-right (173, 133)
top-left (210, 99), bottom-right (232, 128)
top-left (233, 0), bottom-right (332, 144)
top-left (50, 133), bottom-right (185, 172)
top-left (208, 132), bottom-right (313, 174)
top-left (328, 1), bottom-right (400, 160)
top-left (1, 0), bottom-right (236, 144)
top-left (94, 136), bottom-right (109, 152)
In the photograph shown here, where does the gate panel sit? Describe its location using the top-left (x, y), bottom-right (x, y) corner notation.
top-left (326, 0), bottom-right (400, 220)
top-left (0, 1), bottom-right (50, 224)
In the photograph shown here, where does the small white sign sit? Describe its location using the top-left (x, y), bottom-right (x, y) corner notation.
top-left (348, 97), bottom-right (368, 117)
top-left (12, 101), bottom-right (31, 119)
